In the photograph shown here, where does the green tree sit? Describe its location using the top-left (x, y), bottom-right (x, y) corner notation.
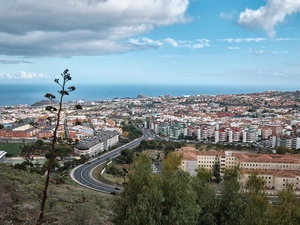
top-left (276, 145), bottom-right (292, 154)
top-left (20, 144), bottom-right (35, 160)
top-left (178, 133), bottom-right (184, 140)
top-left (193, 168), bottom-right (217, 225)
top-left (112, 153), bottom-right (159, 225)
top-left (43, 159), bottom-right (60, 171)
top-left (263, 185), bottom-right (300, 225)
top-left (245, 172), bottom-right (266, 194)
top-left (112, 153), bottom-right (200, 225)
top-left (122, 124), bottom-right (143, 140)
top-left (164, 145), bottom-right (175, 156)
top-left (119, 148), bottom-right (134, 164)
top-left (33, 140), bottom-right (45, 149)
top-left (54, 144), bottom-right (72, 160)
top-left (241, 172), bottom-right (268, 225)
top-left (212, 155), bottom-right (221, 183)
top-left (161, 169), bottom-right (200, 224)
top-left (217, 167), bottom-right (246, 225)
top-left (162, 151), bottom-right (182, 175)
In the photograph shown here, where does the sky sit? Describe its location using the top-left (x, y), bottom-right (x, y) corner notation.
top-left (0, 0), bottom-right (300, 87)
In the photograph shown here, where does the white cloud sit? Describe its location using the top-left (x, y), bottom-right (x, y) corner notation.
top-left (238, 0), bottom-right (300, 38)
top-left (220, 11), bottom-right (236, 20)
top-left (0, 71), bottom-right (50, 79)
top-left (220, 38), bottom-right (266, 43)
top-left (275, 38), bottom-right (299, 41)
top-left (128, 37), bottom-right (163, 47)
top-left (192, 39), bottom-right (210, 49)
top-left (0, 0), bottom-right (189, 57)
top-left (273, 71), bottom-right (289, 76)
top-left (248, 48), bottom-right (265, 55)
top-left (227, 47), bottom-right (240, 50)
top-left (248, 48), bottom-right (289, 55)
top-left (0, 59), bottom-right (32, 64)
top-left (164, 38), bottom-right (178, 47)
top-left (126, 37), bottom-right (210, 49)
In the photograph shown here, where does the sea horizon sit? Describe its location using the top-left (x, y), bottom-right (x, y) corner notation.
top-left (0, 83), bottom-right (298, 107)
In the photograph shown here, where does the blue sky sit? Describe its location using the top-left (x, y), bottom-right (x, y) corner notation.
top-left (0, 0), bottom-right (300, 87)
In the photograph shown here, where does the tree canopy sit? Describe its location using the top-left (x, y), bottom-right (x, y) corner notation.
top-left (112, 155), bottom-right (300, 225)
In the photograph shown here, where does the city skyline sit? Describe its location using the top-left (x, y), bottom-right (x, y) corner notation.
top-left (0, 0), bottom-right (300, 87)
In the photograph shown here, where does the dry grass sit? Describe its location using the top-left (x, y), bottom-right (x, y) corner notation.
top-left (0, 164), bottom-right (113, 224)
top-left (92, 163), bottom-right (106, 182)
top-left (93, 162), bottom-right (128, 185)
top-left (102, 173), bottom-right (125, 185)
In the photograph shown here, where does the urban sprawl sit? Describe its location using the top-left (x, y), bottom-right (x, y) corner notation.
top-left (1, 89), bottom-right (300, 194)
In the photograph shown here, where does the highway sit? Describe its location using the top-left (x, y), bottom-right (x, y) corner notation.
top-left (70, 129), bottom-right (152, 194)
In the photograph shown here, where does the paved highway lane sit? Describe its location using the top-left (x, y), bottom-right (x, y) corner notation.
top-left (70, 130), bottom-right (152, 194)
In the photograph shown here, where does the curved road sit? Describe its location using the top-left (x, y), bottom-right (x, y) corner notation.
top-left (70, 129), bottom-right (152, 194)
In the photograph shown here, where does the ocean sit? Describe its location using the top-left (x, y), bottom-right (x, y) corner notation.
top-left (0, 83), bottom-right (298, 106)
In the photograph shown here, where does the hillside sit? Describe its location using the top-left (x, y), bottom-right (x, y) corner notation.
top-left (0, 164), bottom-right (113, 225)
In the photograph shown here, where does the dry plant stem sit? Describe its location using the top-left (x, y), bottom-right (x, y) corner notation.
top-left (37, 78), bottom-right (66, 225)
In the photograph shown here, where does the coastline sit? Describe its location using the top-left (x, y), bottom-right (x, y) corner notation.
top-left (0, 83), bottom-right (298, 107)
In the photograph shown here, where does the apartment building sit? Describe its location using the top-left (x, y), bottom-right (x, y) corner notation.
top-left (232, 127), bottom-right (242, 142)
top-left (74, 130), bottom-right (119, 157)
top-left (266, 124), bottom-right (282, 136)
top-left (178, 146), bottom-right (300, 193)
top-left (214, 128), bottom-right (227, 143)
top-left (242, 129), bottom-right (258, 143)
top-left (269, 135), bottom-right (300, 149)
top-left (293, 137), bottom-right (300, 149)
top-left (261, 127), bottom-right (272, 139)
top-left (180, 147), bottom-right (238, 176)
top-left (0, 124), bottom-right (41, 138)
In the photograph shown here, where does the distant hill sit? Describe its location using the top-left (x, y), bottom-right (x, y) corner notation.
top-left (137, 94), bottom-right (149, 98)
top-left (31, 100), bottom-right (54, 107)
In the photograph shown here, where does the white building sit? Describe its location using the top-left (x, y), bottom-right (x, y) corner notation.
top-left (74, 131), bottom-right (119, 157)
top-left (179, 147), bottom-right (300, 194)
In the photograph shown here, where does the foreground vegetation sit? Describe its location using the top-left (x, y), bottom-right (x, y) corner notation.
top-left (0, 164), bottom-right (112, 225)
top-left (3, 143), bottom-right (300, 224)
top-left (112, 152), bottom-right (300, 225)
